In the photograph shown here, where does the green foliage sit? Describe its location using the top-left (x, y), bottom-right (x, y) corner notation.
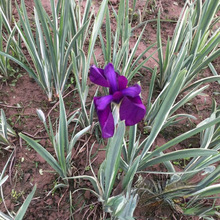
top-left (14, 185), bottom-right (36, 220)
top-left (70, 104), bottom-right (220, 219)
top-left (66, 121), bottom-right (139, 219)
top-left (0, 0), bottom-right (91, 100)
top-left (131, 103), bottom-right (220, 219)
top-left (0, 152), bottom-right (36, 220)
top-left (72, 0), bottom-right (108, 126)
top-left (157, 0), bottom-right (220, 89)
top-left (99, 0), bottom-right (156, 81)
top-left (0, 0), bottom-right (11, 24)
top-left (20, 94), bottom-right (91, 182)
top-left (0, 109), bottom-right (16, 146)
top-left (61, 1), bottom-right (220, 219)
top-left (0, 185), bottom-right (36, 220)
top-left (146, 0), bottom-right (220, 129)
top-left (0, 5), bottom-right (22, 79)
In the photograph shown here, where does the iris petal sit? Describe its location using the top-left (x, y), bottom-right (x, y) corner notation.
top-left (104, 63), bottom-right (118, 94)
top-left (120, 96), bottom-right (146, 126)
top-left (118, 75), bottom-right (128, 90)
top-left (90, 65), bottom-right (109, 87)
top-left (122, 84), bottom-right (141, 97)
top-left (112, 91), bottom-right (123, 103)
top-left (94, 95), bottom-right (113, 111)
top-left (95, 103), bottom-right (114, 138)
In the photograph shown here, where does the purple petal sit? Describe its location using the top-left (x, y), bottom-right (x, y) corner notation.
top-left (94, 95), bottom-right (113, 111)
top-left (118, 75), bottom-right (128, 90)
top-left (120, 96), bottom-right (146, 126)
top-left (112, 91), bottom-right (123, 103)
top-left (104, 63), bottom-right (118, 94)
top-left (90, 65), bottom-right (109, 87)
top-left (122, 84), bottom-right (141, 97)
top-left (95, 103), bottom-right (114, 138)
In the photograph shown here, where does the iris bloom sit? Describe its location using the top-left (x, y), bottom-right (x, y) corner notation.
top-left (90, 63), bottom-right (146, 138)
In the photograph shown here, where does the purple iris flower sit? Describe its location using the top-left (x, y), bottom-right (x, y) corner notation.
top-left (90, 63), bottom-right (146, 138)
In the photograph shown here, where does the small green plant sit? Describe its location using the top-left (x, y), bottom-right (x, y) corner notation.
top-left (0, 109), bottom-right (16, 147)
top-left (141, 0), bottom-right (156, 22)
top-left (11, 189), bottom-right (24, 201)
top-left (20, 94), bottom-right (91, 184)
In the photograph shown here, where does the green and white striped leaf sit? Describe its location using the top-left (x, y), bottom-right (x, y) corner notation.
top-left (57, 93), bottom-right (68, 174)
top-left (14, 185), bottom-right (37, 220)
top-left (139, 149), bottom-right (218, 170)
top-left (19, 133), bottom-right (64, 178)
top-left (104, 121), bottom-right (125, 199)
top-left (190, 184), bottom-right (220, 197)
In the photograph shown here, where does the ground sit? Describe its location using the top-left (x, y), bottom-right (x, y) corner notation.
top-left (0, 0), bottom-right (219, 219)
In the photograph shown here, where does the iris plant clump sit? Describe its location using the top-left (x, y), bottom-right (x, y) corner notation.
top-left (90, 63), bottom-right (146, 138)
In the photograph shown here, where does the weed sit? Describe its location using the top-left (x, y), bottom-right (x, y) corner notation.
top-left (11, 189), bottom-right (24, 201)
